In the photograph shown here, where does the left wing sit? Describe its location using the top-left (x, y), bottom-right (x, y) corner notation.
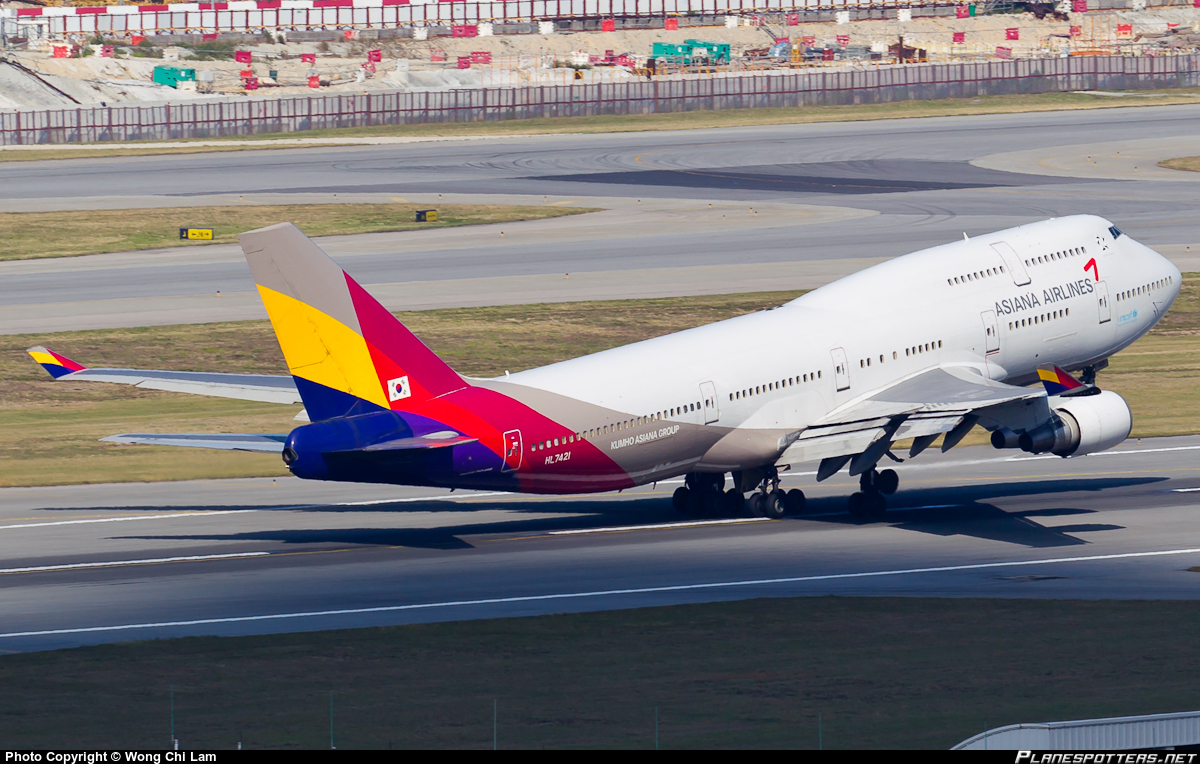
top-left (27, 346), bottom-right (301, 405)
top-left (779, 366), bottom-right (1045, 477)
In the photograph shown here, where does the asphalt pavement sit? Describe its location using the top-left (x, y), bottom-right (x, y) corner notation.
top-left (5, 106), bottom-right (1200, 333)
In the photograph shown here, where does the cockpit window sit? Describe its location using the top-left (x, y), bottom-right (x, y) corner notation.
top-left (1109, 226), bottom-right (1123, 239)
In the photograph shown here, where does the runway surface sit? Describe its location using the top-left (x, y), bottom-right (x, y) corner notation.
top-left (1, 435), bottom-right (1198, 653)
top-left (5, 106), bottom-right (1200, 332)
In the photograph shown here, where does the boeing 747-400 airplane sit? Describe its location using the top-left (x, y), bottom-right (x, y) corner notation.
top-left (29, 215), bottom-right (1181, 520)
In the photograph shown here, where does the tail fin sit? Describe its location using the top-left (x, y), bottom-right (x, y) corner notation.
top-left (238, 223), bottom-right (466, 422)
top-left (27, 346), bottom-right (86, 379)
top-left (1037, 364), bottom-right (1085, 396)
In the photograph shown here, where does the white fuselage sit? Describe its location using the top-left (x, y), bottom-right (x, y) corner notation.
top-left (504, 215), bottom-right (1180, 476)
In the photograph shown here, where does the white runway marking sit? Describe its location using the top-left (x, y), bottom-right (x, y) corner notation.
top-left (0, 552), bottom-right (270, 575)
top-left (1170, 488), bottom-right (1200, 493)
top-left (549, 518), bottom-right (771, 535)
top-left (333, 492), bottom-right (508, 507)
top-left (0, 510), bottom-right (257, 530)
top-left (5, 546), bottom-right (1199, 640)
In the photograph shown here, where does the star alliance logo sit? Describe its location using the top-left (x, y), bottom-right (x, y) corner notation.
top-left (387, 375), bottom-right (411, 402)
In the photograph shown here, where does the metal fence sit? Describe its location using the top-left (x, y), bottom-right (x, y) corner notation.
top-left (3, 54), bottom-right (1197, 145)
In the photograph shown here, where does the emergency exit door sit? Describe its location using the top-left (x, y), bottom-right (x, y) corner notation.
top-left (982, 310), bottom-right (1000, 354)
top-left (1096, 281), bottom-right (1111, 324)
top-left (700, 381), bottom-right (719, 424)
top-left (831, 347), bottom-right (850, 391)
top-left (501, 429), bottom-right (523, 472)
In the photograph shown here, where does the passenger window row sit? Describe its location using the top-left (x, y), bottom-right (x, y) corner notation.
top-left (1118, 276), bottom-right (1173, 302)
top-left (1025, 246), bottom-right (1085, 268)
top-left (1009, 308), bottom-right (1068, 330)
top-left (947, 266), bottom-right (1005, 287)
top-left (730, 372), bottom-right (822, 402)
top-left (863, 340), bottom-right (942, 368)
top-left (533, 400), bottom-right (705, 452)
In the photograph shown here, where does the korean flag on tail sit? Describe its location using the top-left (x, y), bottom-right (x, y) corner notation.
top-left (387, 375), bottom-right (411, 402)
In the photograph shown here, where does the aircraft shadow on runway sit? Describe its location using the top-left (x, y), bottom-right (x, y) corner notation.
top-left (111, 476), bottom-right (1161, 551)
top-left (800, 475), bottom-right (1164, 548)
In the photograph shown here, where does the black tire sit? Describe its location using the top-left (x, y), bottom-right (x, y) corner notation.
top-left (672, 486), bottom-right (693, 515)
top-left (747, 492), bottom-right (766, 517)
top-left (723, 489), bottom-right (745, 517)
top-left (762, 489), bottom-right (787, 519)
top-left (696, 489), bottom-right (720, 517)
top-left (847, 491), bottom-right (868, 519)
top-left (868, 491), bottom-right (888, 518)
top-left (785, 488), bottom-right (807, 515)
top-left (877, 468), bottom-right (899, 496)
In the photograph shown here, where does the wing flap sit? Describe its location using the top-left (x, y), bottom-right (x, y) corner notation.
top-left (101, 433), bottom-right (288, 452)
top-left (779, 366), bottom-right (1041, 467)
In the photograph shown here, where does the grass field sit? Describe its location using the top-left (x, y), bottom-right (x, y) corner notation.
top-left (1159, 156), bottom-right (1200, 172)
top-left (0, 203), bottom-right (593, 261)
top-left (3, 596), bottom-right (1200, 748)
top-left (5, 90), bottom-right (1200, 162)
top-left (2, 278), bottom-right (1197, 488)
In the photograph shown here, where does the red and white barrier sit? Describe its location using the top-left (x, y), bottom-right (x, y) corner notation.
top-left (3, 1), bottom-right (928, 38)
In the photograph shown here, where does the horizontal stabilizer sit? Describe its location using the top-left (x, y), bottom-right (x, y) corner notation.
top-left (101, 433), bottom-right (289, 452)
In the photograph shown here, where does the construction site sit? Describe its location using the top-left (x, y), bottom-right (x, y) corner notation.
top-left (3, 1), bottom-right (1200, 111)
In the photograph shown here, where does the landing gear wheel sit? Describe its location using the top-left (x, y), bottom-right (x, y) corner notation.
top-left (876, 469), bottom-right (899, 496)
top-left (761, 489), bottom-right (787, 519)
top-left (868, 491), bottom-right (887, 518)
top-left (722, 489), bottom-right (745, 517)
top-left (848, 491), bottom-right (869, 520)
top-left (747, 492), bottom-right (766, 517)
top-left (696, 489), bottom-right (720, 517)
top-left (672, 486), bottom-right (694, 516)
top-left (785, 488), bottom-right (807, 515)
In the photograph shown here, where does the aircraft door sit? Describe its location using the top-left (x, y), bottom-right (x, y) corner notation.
top-left (981, 310), bottom-right (999, 354)
top-left (1096, 281), bottom-right (1111, 324)
top-left (700, 381), bottom-right (719, 424)
top-left (501, 429), bottom-right (523, 472)
top-left (990, 242), bottom-right (1032, 286)
top-left (831, 347), bottom-right (850, 391)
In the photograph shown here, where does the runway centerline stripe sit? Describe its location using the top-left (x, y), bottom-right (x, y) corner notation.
top-left (5, 547), bottom-right (1200, 640)
top-left (549, 518), bottom-right (771, 535)
top-left (0, 509), bottom-right (257, 530)
top-left (0, 552), bottom-right (270, 575)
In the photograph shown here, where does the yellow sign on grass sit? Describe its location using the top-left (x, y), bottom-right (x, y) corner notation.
top-left (179, 228), bottom-right (214, 240)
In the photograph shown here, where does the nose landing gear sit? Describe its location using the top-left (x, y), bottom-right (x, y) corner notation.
top-left (847, 467), bottom-right (898, 521)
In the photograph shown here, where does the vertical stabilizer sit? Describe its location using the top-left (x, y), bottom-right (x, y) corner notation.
top-left (239, 223), bottom-right (466, 421)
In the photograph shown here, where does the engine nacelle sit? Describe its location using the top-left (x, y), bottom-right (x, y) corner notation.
top-left (1017, 390), bottom-right (1132, 457)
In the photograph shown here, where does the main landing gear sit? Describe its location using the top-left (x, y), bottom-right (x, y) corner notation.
top-left (672, 470), bottom-right (806, 519)
top-left (847, 467), bottom-right (898, 521)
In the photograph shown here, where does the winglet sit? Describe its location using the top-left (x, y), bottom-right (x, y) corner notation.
top-left (26, 346), bottom-right (86, 379)
top-left (1037, 364), bottom-right (1085, 396)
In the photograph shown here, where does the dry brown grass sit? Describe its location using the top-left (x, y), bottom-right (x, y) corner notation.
top-left (0, 203), bottom-right (593, 261)
top-left (1158, 156), bottom-right (1200, 172)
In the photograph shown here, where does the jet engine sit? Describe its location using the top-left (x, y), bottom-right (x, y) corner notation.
top-left (1016, 390), bottom-right (1132, 457)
